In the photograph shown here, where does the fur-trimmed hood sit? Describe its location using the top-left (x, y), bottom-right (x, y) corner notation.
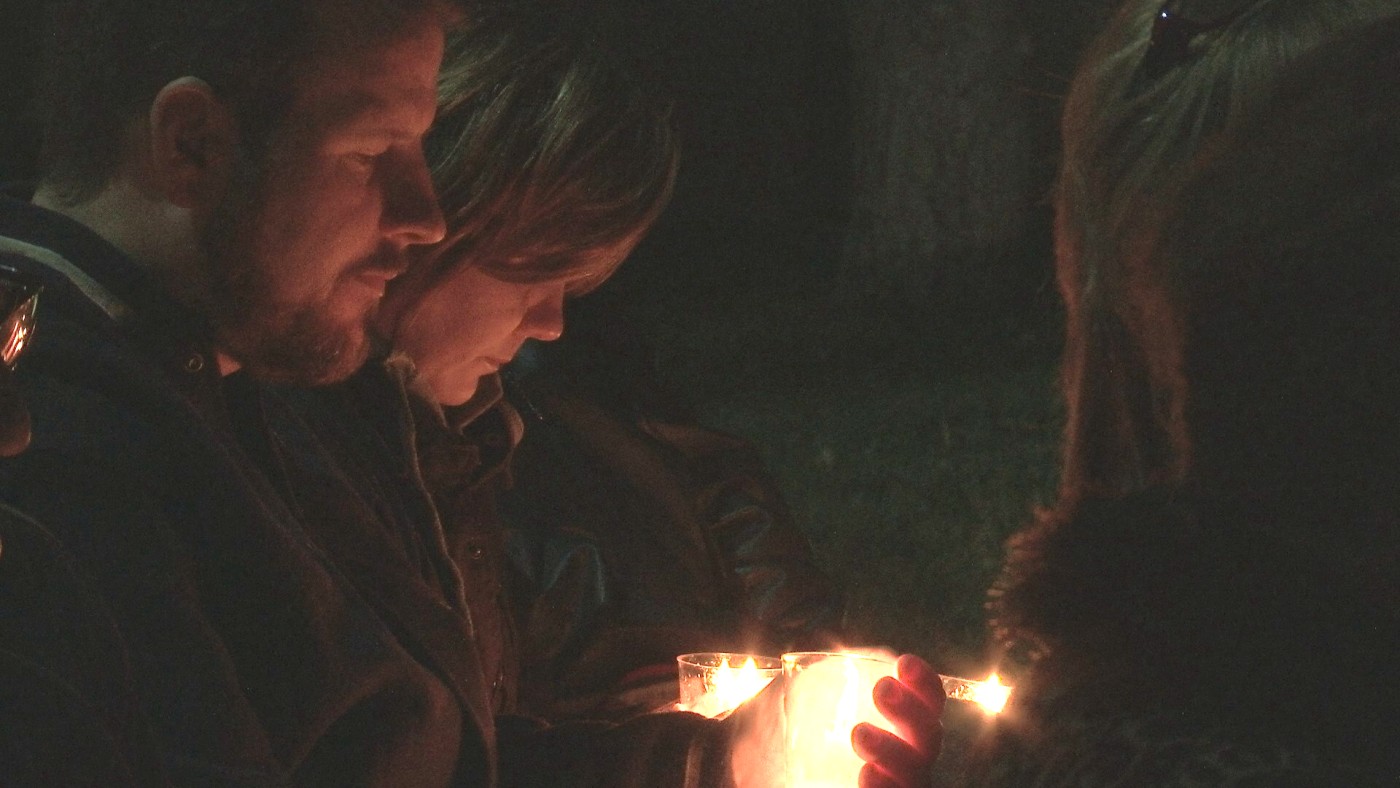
top-left (991, 485), bottom-right (1400, 771)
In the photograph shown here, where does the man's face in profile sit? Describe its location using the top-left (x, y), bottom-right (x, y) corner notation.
top-left (202, 10), bottom-right (446, 385)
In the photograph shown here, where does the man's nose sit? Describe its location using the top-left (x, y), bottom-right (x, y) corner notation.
top-left (382, 148), bottom-right (446, 248)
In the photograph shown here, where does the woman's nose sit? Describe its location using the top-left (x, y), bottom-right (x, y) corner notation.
top-left (520, 285), bottom-right (565, 342)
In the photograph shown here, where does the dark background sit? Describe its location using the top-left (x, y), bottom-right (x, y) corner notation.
top-left (4, 0), bottom-right (1120, 718)
top-left (569, 0), bottom-right (1118, 674)
top-left (3, 0), bottom-right (1116, 320)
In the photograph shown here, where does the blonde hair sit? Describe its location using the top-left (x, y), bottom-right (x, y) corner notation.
top-left (420, 2), bottom-right (678, 296)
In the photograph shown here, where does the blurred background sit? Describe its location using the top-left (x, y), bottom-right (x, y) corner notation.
top-left (4, 0), bottom-right (1121, 772)
top-left (570, 0), bottom-right (1119, 674)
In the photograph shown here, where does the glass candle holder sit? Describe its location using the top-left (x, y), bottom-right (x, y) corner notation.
top-left (940, 672), bottom-right (1012, 714)
top-left (676, 652), bottom-right (781, 719)
top-left (782, 651), bottom-right (897, 788)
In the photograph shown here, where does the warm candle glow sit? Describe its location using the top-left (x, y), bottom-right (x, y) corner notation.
top-left (676, 652), bottom-right (781, 719)
top-left (939, 672), bottom-right (1012, 714)
top-left (775, 651), bottom-right (1013, 787)
top-left (783, 651), bottom-right (898, 788)
top-left (710, 656), bottom-right (774, 714)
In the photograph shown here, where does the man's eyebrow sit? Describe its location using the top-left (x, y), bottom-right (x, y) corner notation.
top-left (320, 89), bottom-right (437, 137)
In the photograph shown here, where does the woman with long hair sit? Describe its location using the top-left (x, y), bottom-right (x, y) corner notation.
top-left (974, 4), bottom-right (1400, 783)
top-left (977, 9), bottom-right (1400, 783)
top-left (1053, 0), bottom-right (1400, 503)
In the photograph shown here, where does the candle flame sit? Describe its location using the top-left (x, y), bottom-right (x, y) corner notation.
top-left (678, 654), bottom-right (779, 718)
top-left (709, 656), bottom-right (774, 715)
top-left (939, 672), bottom-right (1012, 714)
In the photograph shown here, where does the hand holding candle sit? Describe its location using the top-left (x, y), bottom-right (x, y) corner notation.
top-left (717, 648), bottom-right (1011, 787)
top-left (854, 654), bottom-right (945, 788)
top-left (782, 651), bottom-right (898, 788)
top-left (782, 651), bottom-right (950, 788)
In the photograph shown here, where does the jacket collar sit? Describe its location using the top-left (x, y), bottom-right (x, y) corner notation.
top-left (0, 192), bottom-right (224, 392)
top-left (0, 193), bottom-right (221, 358)
top-left (0, 193), bottom-right (209, 332)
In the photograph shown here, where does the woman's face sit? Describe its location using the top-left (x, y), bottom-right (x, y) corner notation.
top-left (386, 262), bottom-right (567, 406)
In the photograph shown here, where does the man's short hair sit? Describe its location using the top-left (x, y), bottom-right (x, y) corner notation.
top-left (422, 1), bottom-right (678, 294)
top-left (37, 0), bottom-right (458, 205)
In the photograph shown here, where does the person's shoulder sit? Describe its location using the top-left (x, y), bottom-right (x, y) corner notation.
top-left (16, 340), bottom-right (180, 461)
top-left (0, 320), bottom-right (225, 536)
top-left (23, 295), bottom-right (178, 403)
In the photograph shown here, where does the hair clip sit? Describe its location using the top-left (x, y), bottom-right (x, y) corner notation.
top-left (1141, 0), bottom-right (1254, 82)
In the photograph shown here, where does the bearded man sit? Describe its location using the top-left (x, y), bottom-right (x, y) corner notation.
top-left (0, 1), bottom-right (504, 784)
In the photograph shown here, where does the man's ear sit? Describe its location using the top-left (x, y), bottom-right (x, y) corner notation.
top-left (147, 77), bottom-right (239, 209)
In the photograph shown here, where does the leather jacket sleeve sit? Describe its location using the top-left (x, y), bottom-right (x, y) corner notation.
top-left (498, 323), bottom-right (843, 720)
top-left (643, 415), bottom-right (844, 642)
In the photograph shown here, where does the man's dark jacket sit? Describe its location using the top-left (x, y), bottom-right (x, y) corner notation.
top-left (0, 196), bottom-right (493, 786)
top-left (0, 502), bottom-right (169, 786)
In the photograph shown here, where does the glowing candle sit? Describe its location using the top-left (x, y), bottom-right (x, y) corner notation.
top-left (782, 651), bottom-right (897, 788)
top-left (939, 672), bottom-right (1012, 714)
top-left (779, 651), bottom-right (1016, 788)
top-left (676, 652), bottom-right (781, 719)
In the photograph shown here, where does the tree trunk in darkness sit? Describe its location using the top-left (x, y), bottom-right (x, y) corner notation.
top-left (841, 0), bottom-right (1035, 308)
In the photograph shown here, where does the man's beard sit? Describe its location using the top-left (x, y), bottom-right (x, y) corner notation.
top-left (197, 156), bottom-right (378, 386)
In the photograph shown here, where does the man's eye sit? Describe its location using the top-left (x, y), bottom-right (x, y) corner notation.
top-left (343, 152), bottom-right (382, 183)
